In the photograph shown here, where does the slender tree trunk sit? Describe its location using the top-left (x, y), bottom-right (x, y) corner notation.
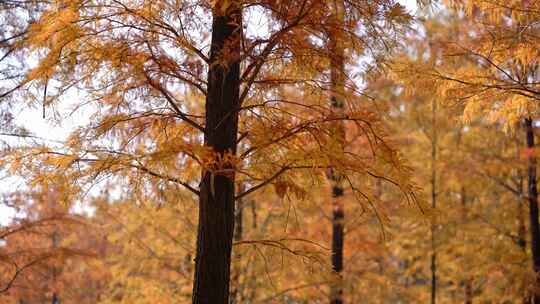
top-left (245, 198), bottom-right (258, 303)
top-left (516, 137), bottom-right (527, 252)
top-left (463, 284), bottom-right (472, 304)
top-left (430, 98), bottom-right (438, 304)
top-left (51, 231), bottom-right (60, 304)
top-left (514, 130), bottom-right (530, 304)
top-left (330, 186), bottom-right (345, 304)
top-left (192, 2), bottom-right (242, 303)
top-left (327, 2), bottom-right (345, 303)
top-left (519, 199), bottom-right (531, 304)
top-left (374, 179), bottom-right (384, 276)
top-left (525, 117), bottom-right (540, 304)
top-left (518, 188), bottom-right (527, 251)
top-left (234, 193), bottom-right (243, 244)
top-left (251, 199), bottom-right (257, 229)
top-left (52, 293), bottom-right (60, 304)
top-left (520, 193), bottom-right (530, 304)
top-left (460, 187), bottom-right (472, 304)
top-left (230, 184), bottom-right (244, 304)
top-left (184, 253), bottom-right (193, 274)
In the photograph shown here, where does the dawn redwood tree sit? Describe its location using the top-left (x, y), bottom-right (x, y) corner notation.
top-left (525, 117), bottom-right (540, 304)
top-left (326, 1), bottom-right (345, 303)
top-left (1, 1), bottom-right (422, 303)
top-left (192, 2), bottom-right (241, 302)
top-left (429, 94), bottom-right (438, 304)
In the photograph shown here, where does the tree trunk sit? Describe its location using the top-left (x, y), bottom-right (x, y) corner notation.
top-left (51, 231), bottom-right (60, 304)
top-left (330, 186), bottom-right (345, 304)
top-left (234, 193), bottom-right (243, 244)
top-left (327, 2), bottom-right (345, 304)
top-left (460, 187), bottom-right (472, 304)
top-left (514, 131), bottom-right (530, 304)
top-left (430, 98), bottom-right (438, 304)
top-left (525, 117), bottom-right (540, 304)
top-left (230, 184), bottom-right (244, 304)
top-left (464, 284), bottom-right (472, 304)
top-left (192, 2), bottom-right (241, 303)
top-left (52, 293), bottom-right (60, 304)
top-left (251, 199), bottom-right (257, 229)
top-left (516, 133), bottom-right (528, 252)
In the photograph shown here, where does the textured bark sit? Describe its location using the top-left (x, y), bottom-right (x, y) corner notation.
top-left (234, 194), bottom-right (243, 243)
top-left (525, 117), bottom-right (540, 304)
top-left (430, 98), bottom-right (438, 304)
top-left (518, 171), bottom-right (527, 252)
top-left (515, 133), bottom-right (530, 304)
top-left (192, 3), bottom-right (241, 304)
top-left (328, 1), bottom-right (345, 302)
top-left (330, 186), bottom-right (344, 304)
top-left (515, 133), bottom-right (528, 252)
top-left (230, 185), bottom-right (244, 304)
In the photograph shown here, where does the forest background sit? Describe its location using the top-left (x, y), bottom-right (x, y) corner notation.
top-left (1, 0), bottom-right (539, 303)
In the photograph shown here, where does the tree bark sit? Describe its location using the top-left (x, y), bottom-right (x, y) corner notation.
top-left (518, 163), bottom-right (527, 253)
top-left (328, 2), bottom-right (345, 303)
top-left (51, 231), bottom-right (60, 304)
top-left (230, 184), bottom-right (244, 303)
top-left (192, 2), bottom-right (242, 304)
top-left (460, 187), bottom-right (472, 304)
top-left (525, 117), bottom-right (540, 304)
top-left (52, 293), bottom-right (60, 304)
top-left (330, 186), bottom-right (345, 304)
top-left (430, 98), bottom-right (438, 304)
top-left (515, 132), bottom-right (530, 304)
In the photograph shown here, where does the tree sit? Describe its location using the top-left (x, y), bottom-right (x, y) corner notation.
top-left (326, 1), bottom-right (346, 303)
top-left (1, 1), bottom-right (421, 303)
top-left (191, 2), bottom-right (241, 302)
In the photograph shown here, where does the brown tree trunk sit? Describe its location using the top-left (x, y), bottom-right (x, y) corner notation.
top-left (517, 133), bottom-right (528, 252)
top-left (525, 117), bottom-right (540, 304)
top-left (327, 1), bottom-right (345, 303)
top-left (251, 199), bottom-right (257, 229)
top-left (52, 293), bottom-right (60, 304)
top-left (330, 186), bottom-right (345, 304)
top-left (51, 231), bottom-right (60, 304)
top-left (230, 184), bottom-right (244, 303)
top-left (234, 194), bottom-right (243, 244)
top-left (192, 2), bottom-right (242, 303)
top-left (515, 131), bottom-right (530, 304)
top-left (430, 98), bottom-right (438, 304)
top-left (461, 187), bottom-right (472, 304)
